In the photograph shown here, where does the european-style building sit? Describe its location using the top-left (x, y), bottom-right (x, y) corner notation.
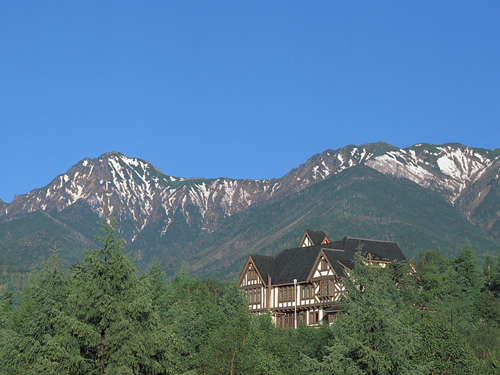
top-left (238, 230), bottom-right (406, 327)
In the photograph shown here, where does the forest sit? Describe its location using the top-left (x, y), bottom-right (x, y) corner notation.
top-left (0, 218), bottom-right (499, 375)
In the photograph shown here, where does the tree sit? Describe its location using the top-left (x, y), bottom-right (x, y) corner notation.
top-left (490, 252), bottom-right (500, 296)
top-left (303, 254), bottom-right (426, 375)
top-left (483, 255), bottom-right (495, 290)
top-left (0, 246), bottom-right (84, 374)
top-left (445, 242), bottom-right (484, 333)
top-left (416, 313), bottom-right (479, 375)
top-left (61, 216), bottom-right (174, 374)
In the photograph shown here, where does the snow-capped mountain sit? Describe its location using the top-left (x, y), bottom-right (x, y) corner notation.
top-left (1, 142), bottom-right (500, 283)
top-left (290, 142), bottom-right (500, 235)
top-left (365, 143), bottom-right (499, 204)
top-left (0, 152), bottom-right (274, 243)
top-left (2, 143), bottom-right (499, 244)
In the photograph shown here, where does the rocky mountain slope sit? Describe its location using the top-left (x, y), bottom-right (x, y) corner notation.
top-left (1, 142), bottom-right (499, 283)
top-left (180, 165), bottom-right (500, 280)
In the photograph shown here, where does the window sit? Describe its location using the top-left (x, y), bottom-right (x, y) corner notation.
top-left (248, 267), bottom-right (257, 281)
top-left (301, 284), bottom-right (313, 300)
top-left (279, 286), bottom-right (295, 302)
top-left (246, 288), bottom-right (261, 304)
top-left (310, 310), bottom-right (319, 324)
top-left (329, 279), bottom-right (335, 295)
top-left (319, 279), bottom-right (336, 297)
top-left (328, 313), bottom-right (337, 324)
top-left (320, 280), bottom-right (327, 296)
top-left (299, 312), bottom-right (307, 325)
top-left (278, 314), bottom-right (295, 328)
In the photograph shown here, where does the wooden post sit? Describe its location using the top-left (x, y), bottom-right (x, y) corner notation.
top-left (267, 275), bottom-right (272, 313)
top-left (294, 279), bottom-right (297, 329)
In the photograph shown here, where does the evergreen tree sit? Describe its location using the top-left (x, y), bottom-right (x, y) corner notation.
top-left (473, 290), bottom-right (500, 373)
top-left (491, 252), bottom-right (500, 296)
top-left (483, 255), bottom-right (495, 290)
top-left (446, 242), bottom-right (483, 332)
top-left (61, 217), bottom-right (174, 374)
top-left (303, 254), bottom-right (426, 375)
top-left (416, 313), bottom-right (479, 375)
top-left (0, 246), bottom-right (80, 374)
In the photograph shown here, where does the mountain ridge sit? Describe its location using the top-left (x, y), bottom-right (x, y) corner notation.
top-left (1, 142), bottom-right (499, 284)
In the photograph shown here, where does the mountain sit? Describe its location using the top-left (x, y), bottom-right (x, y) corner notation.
top-left (180, 165), bottom-right (500, 280)
top-left (1, 142), bottom-right (499, 285)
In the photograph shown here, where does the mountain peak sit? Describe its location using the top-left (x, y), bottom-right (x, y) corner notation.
top-left (2, 142), bottom-right (499, 246)
top-left (1, 141), bottom-right (499, 283)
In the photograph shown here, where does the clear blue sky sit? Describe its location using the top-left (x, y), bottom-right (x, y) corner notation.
top-left (1, 2), bottom-right (499, 203)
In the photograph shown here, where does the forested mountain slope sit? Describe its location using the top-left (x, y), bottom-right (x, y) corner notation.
top-left (1, 142), bottom-right (499, 285)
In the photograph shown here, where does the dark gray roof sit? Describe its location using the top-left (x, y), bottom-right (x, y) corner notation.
top-left (271, 247), bottom-right (321, 284)
top-left (304, 230), bottom-right (328, 246)
top-left (323, 248), bottom-right (355, 276)
top-left (329, 237), bottom-right (405, 262)
top-left (248, 233), bottom-right (405, 286)
top-left (250, 254), bottom-right (275, 283)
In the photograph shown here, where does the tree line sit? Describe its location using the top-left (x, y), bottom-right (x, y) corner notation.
top-left (1, 218), bottom-right (499, 374)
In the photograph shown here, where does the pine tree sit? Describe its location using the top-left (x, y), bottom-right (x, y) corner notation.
top-left (446, 241), bottom-right (483, 332)
top-left (416, 314), bottom-right (479, 375)
top-left (61, 216), bottom-right (174, 374)
top-left (303, 254), bottom-right (426, 375)
top-left (483, 255), bottom-right (495, 290)
top-left (491, 252), bottom-right (500, 295)
top-left (0, 246), bottom-right (80, 374)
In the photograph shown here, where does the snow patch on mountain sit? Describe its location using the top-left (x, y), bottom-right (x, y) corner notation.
top-left (2, 143), bottom-right (498, 246)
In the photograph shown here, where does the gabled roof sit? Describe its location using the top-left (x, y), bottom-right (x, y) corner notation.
top-left (246, 231), bottom-right (405, 286)
top-left (298, 230), bottom-right (329, 247)
top-left (329, 237), bottom-right (405, 262)
top-left (271, 247), bottom-right (322, 284)
top-left (250, 254), bottom-right (275, 284)
top-left (322, 248), bottom-right (356, 277)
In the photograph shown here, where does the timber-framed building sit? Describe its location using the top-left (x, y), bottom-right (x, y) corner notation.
top-left (238, 230), bottom-right (405, 328)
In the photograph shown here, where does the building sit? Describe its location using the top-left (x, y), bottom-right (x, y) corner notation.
top-left (238, 230), bottom-right (406, 327)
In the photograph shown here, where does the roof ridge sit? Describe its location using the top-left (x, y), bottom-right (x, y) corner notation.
top-left (322, 247), bottom-right (345, 252)
top-left (345, 237), bottom-right (397, 244)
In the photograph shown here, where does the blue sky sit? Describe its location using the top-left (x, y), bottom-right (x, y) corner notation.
top-left (1, 1), bottom-right (499, 203)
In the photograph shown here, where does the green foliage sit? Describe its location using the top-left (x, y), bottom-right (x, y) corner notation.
top-left (490, 253), bottom-right (500, 296)
top-left (410, 245), bottom-right (500, 374)
top-left (416, 314), bottom-right (479, 374)
top-left (2, 223), bottom-right (500, 375)
top-left (182, 165), bottom-right (500, 280)
top-left (0, 218), bottom-right (174, 374)
top-left (0, 246), bottom-right (78, 374)
top-left (65, 216), bottom-right (173, 374)
top-left (304, 255), bottom-right (426, 375)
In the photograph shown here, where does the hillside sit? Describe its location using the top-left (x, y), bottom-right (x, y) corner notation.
top-left (1, 142), bottom-right (499, 286)
top-left (179, 166), bottom-right (499, 280)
